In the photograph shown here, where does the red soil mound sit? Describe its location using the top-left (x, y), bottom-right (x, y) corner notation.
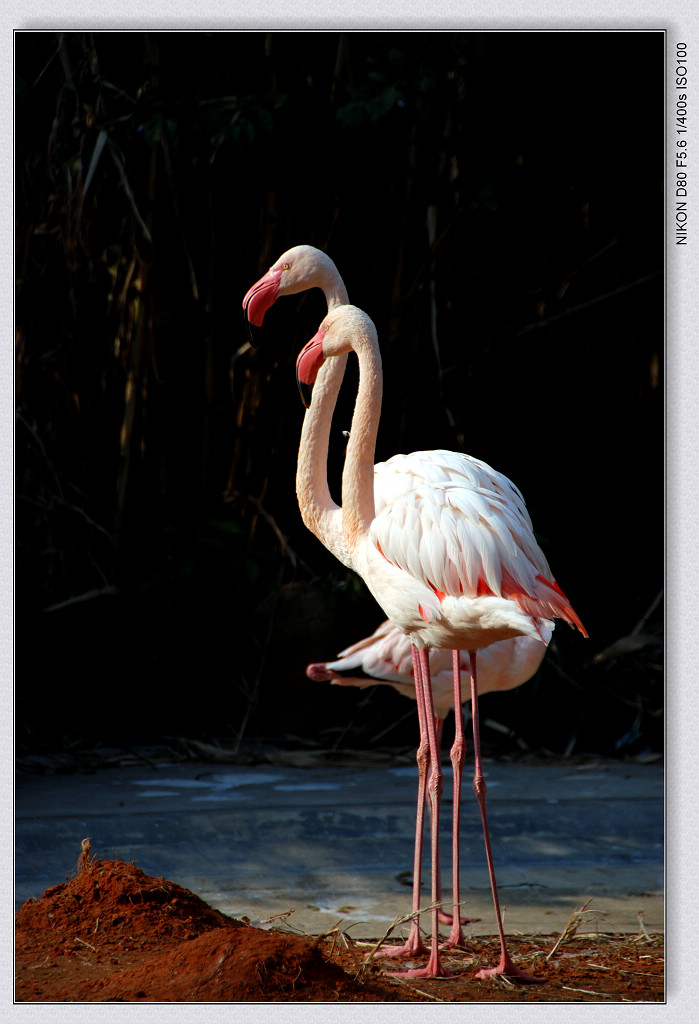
top-left (15, 855), bottom-right (664, 1003)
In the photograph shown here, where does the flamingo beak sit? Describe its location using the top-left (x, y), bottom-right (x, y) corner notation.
top-left (242, 265), bottom-right (284, 345)
top-left (242, 311), bottom-right (262, 348)
top-left (297, 377), bottom-right (314, 408)
top-left (295, 328), bottom-right (326, 409)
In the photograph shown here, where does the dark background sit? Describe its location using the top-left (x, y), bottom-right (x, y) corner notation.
top-left (15, 31), bottom-right (664, 763)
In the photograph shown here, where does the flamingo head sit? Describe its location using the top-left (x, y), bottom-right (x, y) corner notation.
top-left (295, 305), bottom-right (378, 408)
top-left (305, 662), bottom-right (335, 682)
top-left (242, 245), bottom-right (343, 345)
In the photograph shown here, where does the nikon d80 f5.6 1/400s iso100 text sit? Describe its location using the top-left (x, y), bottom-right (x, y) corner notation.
top-left (675, 41), bottom-right (688, 244)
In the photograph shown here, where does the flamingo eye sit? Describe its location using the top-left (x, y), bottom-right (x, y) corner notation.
top-left (323, 324), bottom-right (330, 332)
top-left (282, 263), bottom-right (290, 270)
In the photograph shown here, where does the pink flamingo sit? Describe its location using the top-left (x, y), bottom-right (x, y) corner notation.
top-left (307, 618), bottom-right (550, 725)
top-left (307, 621), bottom-right (551, 952)
top-left (243, 252), bottom-right (586, 979)
top-left (244, 245), bottom-right (507, 948)
top-left (290, 304), bottom-right (587, 980)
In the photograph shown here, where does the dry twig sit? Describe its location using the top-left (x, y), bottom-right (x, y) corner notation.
top-left (74, 936), bottom-right (97, 953)
top-left (261, 909), bottom-right (295, 926)
top-left (546, 898), bottom-right (599, 960)
top-left (388, 977), bottom-right (447, 1002)
top-left (77, 838), bottom-right (93, 873)
top-left (561, 985), bottom-right (613, 998)
top-left (363, 898), bottom-right (447, 964)
top-left (633, 909), bottom-right (652, 943)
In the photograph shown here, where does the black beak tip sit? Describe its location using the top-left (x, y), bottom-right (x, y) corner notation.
top-left (297, 378), bottom-right (314, 408)
top-left (243, 307), bottom-right (261, 347)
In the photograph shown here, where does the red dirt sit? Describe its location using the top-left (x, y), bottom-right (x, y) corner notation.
top-left (15, 856), bottom-right (664, 1003)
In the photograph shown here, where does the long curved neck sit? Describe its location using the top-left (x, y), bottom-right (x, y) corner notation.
top-left (296, 353), bottom-right (350, 564)
top-left (289, 261), bottom-right (348, 312)
top-left (294, 263), bottom-right (351, 566)
top-left (323, 275), bottom-right (349, 311)
top-left (342, 332), bottom-right (383, 552)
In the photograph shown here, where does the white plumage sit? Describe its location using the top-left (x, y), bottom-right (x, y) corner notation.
top-left (307, 617), bottom-right (552, 721)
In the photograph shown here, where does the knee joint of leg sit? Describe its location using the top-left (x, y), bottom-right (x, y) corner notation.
top-left (472, 774), bottom-right (487, 800)
top-left (450, 739), bottom-right (466, 766)
top-left (428, 768), bottom-right (443, 799)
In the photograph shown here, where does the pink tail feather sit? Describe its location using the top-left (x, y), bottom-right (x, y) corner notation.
top-left (531, 574), bottom-right (588, 637)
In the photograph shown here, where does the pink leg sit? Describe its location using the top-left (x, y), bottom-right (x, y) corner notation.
top-left (441, 649), bottom-right (475, 949)
top-left (389, 646), bottom-right (451, 979)
top-left (468, 649), bottom-right (545, 984)
top-left (433, 717), bottom-right (451, 927)
top-left (376, 647), bottom-right (429, 959)
top-left (430, 712), bottom-right (478, 936)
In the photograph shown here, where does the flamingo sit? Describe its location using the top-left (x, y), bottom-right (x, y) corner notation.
top-left (306, 621), bottom-right (551, 951)
top-left (307, 618), bottom-right (550, 725)
top-left (242, 251), bottom-right (586, 978)
top-left (244, 245), bottom-right (498, 948)
top-left (288, 303), bottom-right (587, 981)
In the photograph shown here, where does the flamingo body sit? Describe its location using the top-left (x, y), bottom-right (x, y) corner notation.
top-left (307, 619), bottom-right (552, 720)
top-left (297, 312), bottom-right (586, 654)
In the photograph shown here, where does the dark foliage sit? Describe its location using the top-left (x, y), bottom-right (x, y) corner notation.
top-left (15, 31), bottom-right (663, 759)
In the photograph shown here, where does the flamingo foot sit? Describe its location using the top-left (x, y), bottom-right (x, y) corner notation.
top-left (375, 933), bottom-right (428, 959)
top-left (388, 950), bottom-right (454, 980)
top-left (475, 952), bottom-right (545, 984)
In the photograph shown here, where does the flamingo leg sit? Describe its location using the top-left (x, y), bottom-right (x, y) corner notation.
top-left (441, 649), bottom-right (475, 949)
top-left (429, 712), bottom-right (478, 937)
top-left (433, 716), bottom-right (452, 927)
top-left (389, 646), bottom-right (452, 979)
top-left (468, 649), bottom-right (545, 983)
top-left (376, 647), bottom-right (429, 959)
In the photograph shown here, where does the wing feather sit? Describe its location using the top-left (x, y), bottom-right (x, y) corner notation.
top-left (370, 451), bottom-right (551, 603)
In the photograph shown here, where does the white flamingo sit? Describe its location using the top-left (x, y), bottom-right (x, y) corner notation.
top-left (306, 621), bottom-right (551, 951)
top-left (307, 618), bottom-right (550, 723)
top-left (243, 251), bottom-right (586, 979)
top-left (289, 304), bottom-right (586, 980)
top-left (244, 246), bottom-right (492, 948)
